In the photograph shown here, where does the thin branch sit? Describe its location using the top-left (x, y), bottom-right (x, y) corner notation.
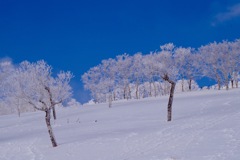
top-left (28, 101), bottom-right (46, 111)
top-left (52, 99), bottom-right (62, 106)
top-left (162, 74), bottom-right (175, 84)
top-left (44, 86), bottom-right (62, 108)
top-left (39, 99), bottom-right (47, 107)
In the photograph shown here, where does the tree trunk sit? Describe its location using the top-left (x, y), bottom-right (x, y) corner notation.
top-left (167, 81), bottom-right (175, 121)
top-left (113, 91), bottom-right (116, 101)
top-left (45, 110), bottom-right (57, 147)
top-left (17, 99), bottom-right (21, 117)
top-left (52, 106), bottom-right (56, 120)
top-left (127, 85), bottom-right (131, 99)
top-left (215, 71), bottom-right (221, 90)
top-left (17, 105), bottom-right (21, 117)
top-left (123, 86), bottom-right (126, 99)
top-left (149, 82), bottom-right (152, 97)
top-left (162, 74), bottom-right (176, 122)
top-left (225, 80), bottom-right (229, 90)
top-left (188, 79), bottom-right (192, 91)
top-left (153, 82), bottom-right (157, 97)
top-left (108, 94), bottom-right (112, 108)
top-left (181, 79), bottom-right (184, 92)
top-left (135, 83), bottom-right (139, 99)
top-left (231, 80), bottom-right (234, 88)
top-left (217, 79), bottom-right (221, 90)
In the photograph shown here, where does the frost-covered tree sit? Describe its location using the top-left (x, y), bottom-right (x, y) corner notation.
top-left (82, 65), bottom-right (103, 103)
top-left (12, 60), bottom-right (73, 147)
top-left (142, 53), bottom-right (159, 97)
top-left (153, 43), bottom-right (179, 121)
top-left (82, 58), bottom-right (117, 107)
top-left (100, 58), bottom-right (117, 107)
top-left (217, 41), bottom-right (233, 90)
top-left (67, 98), bottom-right (81, 108)
top-left (199, 40), bottom-right (240, 90)
top-left (0, 59), bottom-right (17, 115)
top-left (115, 54), bottom-right (132, 100)
top-left (130, 53), bottom-right (144, 99)
top-left (198, 42), bottom-right (223, 90)
top-left (0, 59), bottom-right (14, 99)
top-left (0, 59), bottom-right (36, 116)
top-left (174, 47), bottom-right (198, 91)
top-left (82, 39), bottom-right (240, 111)
top-left (5, 95), bottom-right (32, 117)
top-left (229, 39), bottom-right (240, 88)
top-left (175, 79), bottom-right (199, 92)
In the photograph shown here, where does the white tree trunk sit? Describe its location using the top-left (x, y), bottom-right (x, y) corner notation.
top-left (162, 74), bottom-right (176, 122)
top-left (108, 94), bottom-right (112, 108)
top-left (181, 79), bottom-right (184, 92)
top-left (52, 106), bottom-right (56, 120)
top-left (153, 82), bottom-right (157, 97)
top-left (135, 83), bottom-right (139, 99)
top-left (45, 110), bottom-right (57, 147)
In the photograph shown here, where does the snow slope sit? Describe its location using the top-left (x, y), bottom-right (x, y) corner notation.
top-left (0, 89), bottom-right (240, 160)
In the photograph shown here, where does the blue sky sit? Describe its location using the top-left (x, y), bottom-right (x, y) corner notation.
top-left (1, 0), bottom-right (240, 103)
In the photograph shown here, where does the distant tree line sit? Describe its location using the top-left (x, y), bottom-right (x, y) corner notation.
top-left (82, 39), bottom-right (240, 106)
top-left (0, 39), bottom-right (240, 143)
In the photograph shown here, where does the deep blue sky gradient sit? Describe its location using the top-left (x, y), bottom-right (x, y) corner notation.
top-left (1, 0), bottom-right (240, 103)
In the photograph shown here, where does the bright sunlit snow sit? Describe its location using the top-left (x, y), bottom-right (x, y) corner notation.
top-left (0, 89), bottom-right (240, 160)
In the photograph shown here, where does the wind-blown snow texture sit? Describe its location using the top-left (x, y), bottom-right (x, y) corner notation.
top-left (0, 89), bottom-right (240, 160)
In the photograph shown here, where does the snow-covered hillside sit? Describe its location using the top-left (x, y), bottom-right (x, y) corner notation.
top-left (0, 89), bottom-right (240, 160)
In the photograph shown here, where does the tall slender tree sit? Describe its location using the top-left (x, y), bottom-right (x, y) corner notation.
top-left (153, 43), bottom-right (179, 121)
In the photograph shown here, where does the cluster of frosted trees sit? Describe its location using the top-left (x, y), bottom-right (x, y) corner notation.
top-left (199, 40), bottom-right (240, 90)
top-left (82, 39), bottom-right (240, 104)
top-left (0, 60), bottom-right (73, 147)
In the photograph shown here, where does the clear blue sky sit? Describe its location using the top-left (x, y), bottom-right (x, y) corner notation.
top-left (1, 0), bottom-right (240, 103)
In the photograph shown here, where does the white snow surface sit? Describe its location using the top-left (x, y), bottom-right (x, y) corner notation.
top-left (1, 89), bottom-right (240, 160)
